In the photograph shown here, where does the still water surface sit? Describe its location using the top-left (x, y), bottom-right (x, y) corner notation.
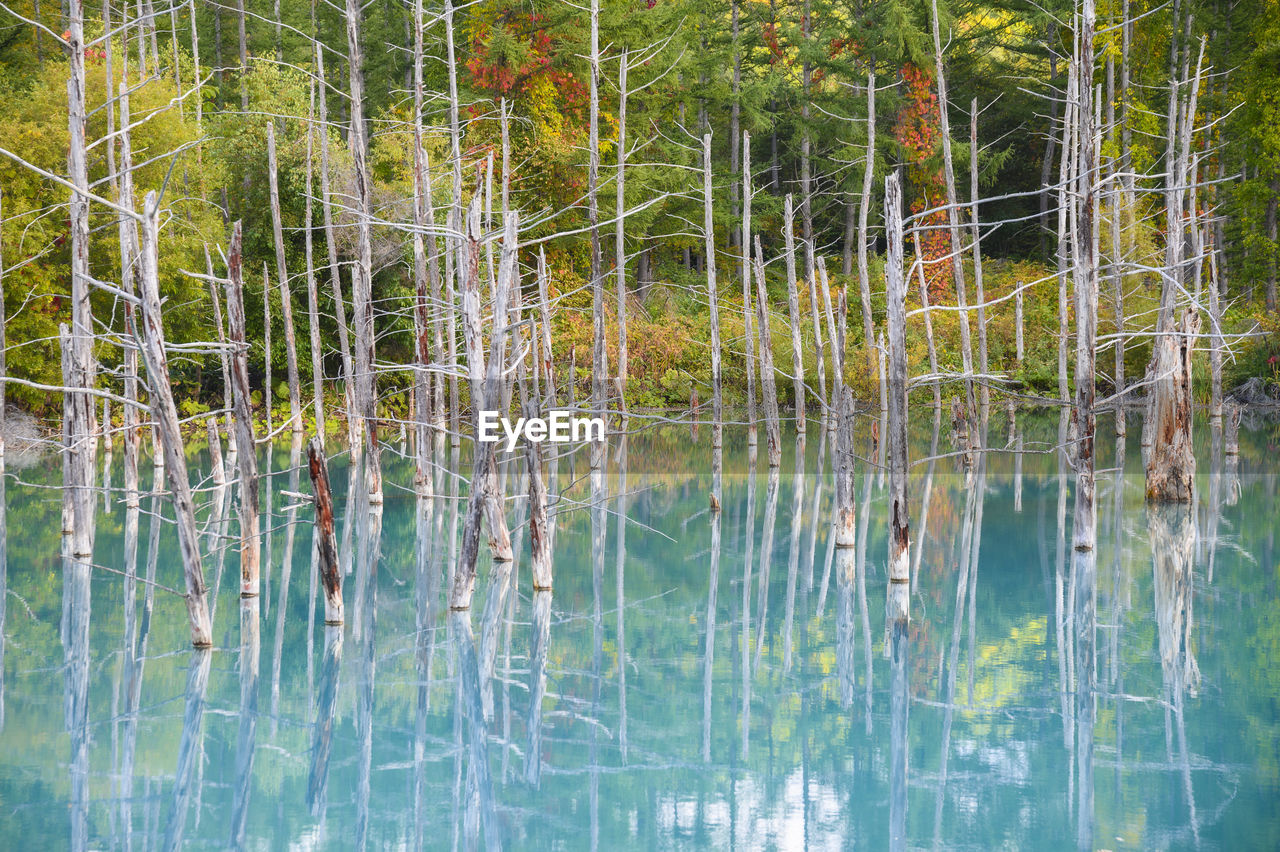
top-left (0, 410), bottom-right (1276, 849)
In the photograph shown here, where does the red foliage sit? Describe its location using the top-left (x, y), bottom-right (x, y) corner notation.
top-left (465, 13), bottom-right (585, 108)
top-left (894, 63), bottom-right (951, 297)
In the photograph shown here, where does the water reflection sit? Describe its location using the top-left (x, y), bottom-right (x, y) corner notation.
top-left (160, 649), bottom-right (211, 851)
top-left (0, 413), bottom-right (1274, 848)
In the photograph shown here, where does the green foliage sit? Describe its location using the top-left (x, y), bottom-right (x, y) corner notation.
top-left (0, 44), bottom-right (222, 413)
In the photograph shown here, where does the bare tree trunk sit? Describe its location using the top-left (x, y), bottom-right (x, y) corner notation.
top-left (1145, 309), bottom-right (1200, 502)
top-left (266, 122), bottom-right (303, 432)
top-left (930, 0), bottom-right (977, 419)
top-left (1057, 58), bottom-right (1078, 404)
top-left (970, 100), bottom-right (990, 411)
top-left (137, 194), bottom-right (213, 647)
top-left (588, 0), bottom-right (607, 470)
top-left (226, 223), bottom-right (261, 596)
top-left (1268, 179), bottom-right (1278, 312)
top-left (1208, 227), bottom-right (1223, 419)
top-left (1071, 0), bottom-right (1100, 562)
top-left (263, 263), bottom-right (273, 433)
top-left (912, 230), bottom-right (942, 409)
top-left (307, 439), bottom-right (343, 624)
top-left (704, 134), bottom-right (723, 449)
top-left (314, 40), bottom-right (355, 442)
top-left (884, 173), bottom-right (910, 625)
top-left (303, 85), bottom-right (326, 444)
top-left (742, 131), bottom-right (757, 443)
top-left (345, 0), bottom-right (382, 501)
top-left (753, 236), bottom-right (782, 467)
top-left (1015, 280), bottom-right (1025, 365)
top-left (783, 195), bottom-right (806, 432)
top-left (834, 387), bottom-right (856, 548)
top-left (236, 0), bottom-right (247, 110)
top-left (730, 0), bottom-right (740, 253)
top-left (65, 0), bottom-right (97, 584)
top-left (445, 0), bottom-right (464, 447)
top-left (412, 0), bottom-right (433, 485)
top-left (857, 72), bottom-right (877, 373)
top-left (616, 50), bottom-right (629, 411)
top-left (449, 204), bottom-right (516, 610)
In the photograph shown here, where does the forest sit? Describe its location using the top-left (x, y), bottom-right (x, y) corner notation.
top-left (0, 0), bottom-right (1277, 423)
top-left (0, 0), bottom-right (1279, 849)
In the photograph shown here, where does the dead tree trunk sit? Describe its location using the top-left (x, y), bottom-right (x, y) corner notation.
top-left (930, 0), bottom-right (977, 419)
top-left (307, 438), bottom-right (343, 624)
top-left (449, 203), bottom-right (516, 610)
top-left (970, 100), bottom-right (990, 411)
top-left (1056, 59), bottom-right (1078, 404)
top-left (912, 230), bottom-right (942, 409)
top-left (1145, 308), bottom-right (1200, 502)
top-left (704, 134), bottom-right (723, 449)
top-left (303, 85), bottom-right (326, 443)
top-left (616, 49), bottom-right (629, 411)
top-left (857, 71), bottom-right (877, 374)
top-left (588, 0), bottom-right (607, 469)
top-left (742, 131), bottom-right (758, 443)
top-left (884, 173), bottom-right (910, 624)
top-left (226, 223), bottom-right (261, 596)
top-left (1208, 227), bottom-right (1223, 419)
top-left (65, 0), bottom-right (97, 572)
top-left (345, 0), bottom-right (382, 501)
top-left (783, 195), bottom-right (806, 432)
top-left (412, 0), bottom-right (433, 486)
top-left (833, 387), bottom-right (857, 548)
top-left (137, 194), bottom-right (212, 647)
top-left (1072, 0), bottom-right (1100, 557)
top-left (753, 236), bottom-right (782, 467)
top-left (314, 40), bottom-right (355, 438)
top-left (266, 122), bottom-right (302, 432)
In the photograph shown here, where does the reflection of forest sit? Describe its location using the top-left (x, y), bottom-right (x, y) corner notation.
top-left (0, 412), bottom-right (1275, 848)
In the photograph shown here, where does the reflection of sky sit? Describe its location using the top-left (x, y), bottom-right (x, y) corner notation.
top-left (658, 771), bottom-right (846, 851)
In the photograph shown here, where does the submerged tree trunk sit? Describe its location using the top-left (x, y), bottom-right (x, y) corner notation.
top-left (1145, 309), bottom-right (1200, 502)
top-left (742, 131), bottom-right (758, 443)
top-left (308, 439), bottom-right (343, 624)
top-left (345, 0), bottom-right (382, 500)
top-left (884, 174), bottom-right (910, 625)
top-left (137, 194), bottom-right (213, 647)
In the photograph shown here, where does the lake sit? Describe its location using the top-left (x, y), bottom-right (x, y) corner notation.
top-left (0, 408), bottom-right (1276, 849)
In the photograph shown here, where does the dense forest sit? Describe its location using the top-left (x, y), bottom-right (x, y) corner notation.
top-left (0, 0), bottom-right (1277, 422)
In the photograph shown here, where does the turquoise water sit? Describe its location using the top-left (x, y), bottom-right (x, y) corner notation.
top-left (0, 410), bottom-right (1276, 850)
